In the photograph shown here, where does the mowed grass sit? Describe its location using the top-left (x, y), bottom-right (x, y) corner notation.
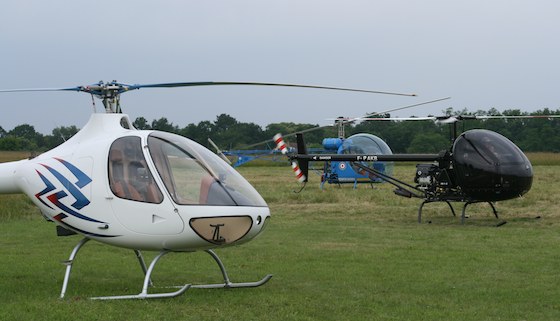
top-left (1, 151), bottom-right (560, 320)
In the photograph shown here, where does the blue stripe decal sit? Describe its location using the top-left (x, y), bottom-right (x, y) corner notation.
top-left (35, 170), bottom-right (55, 209)
top-left (55, 157), bottom-right (92, 188)
top-left (47, 190), bottom-right (104, 224)
top-left (36, 158), bottom-right (106, 226)
top-left (41, 164), bottom-right (90, 210)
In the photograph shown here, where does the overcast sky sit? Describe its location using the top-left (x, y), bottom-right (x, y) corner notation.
top-left (1, 0), bottom-right (559, 134)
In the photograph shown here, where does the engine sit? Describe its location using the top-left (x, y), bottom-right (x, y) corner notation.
top-left (414, 163), bottom-right (454, 194)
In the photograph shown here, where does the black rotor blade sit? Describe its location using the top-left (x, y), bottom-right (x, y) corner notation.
top-left (127, 81), bottom-right (416, 97)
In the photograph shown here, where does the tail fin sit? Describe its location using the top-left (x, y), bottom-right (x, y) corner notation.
top-left (295, 133), bottom-right (309, 183)
top-left (273, 133), bottom-right (307, 183)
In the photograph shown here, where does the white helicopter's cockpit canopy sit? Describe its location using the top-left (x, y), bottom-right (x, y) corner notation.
top-left (108, 131), bottom-right (267, 207)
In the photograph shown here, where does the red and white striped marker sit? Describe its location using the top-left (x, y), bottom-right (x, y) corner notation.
top-left (273, 133), bottom-right (288, 155)
top-left (274, 133), bottom-right (306, 183)
top-left (291, 161), bottom-right (306, 183)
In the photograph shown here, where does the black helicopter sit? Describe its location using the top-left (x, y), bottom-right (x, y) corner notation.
top-left (275, 115), bottom-right (539, 224)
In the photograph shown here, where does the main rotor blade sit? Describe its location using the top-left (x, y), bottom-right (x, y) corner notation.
top-left (435, 114), bottom-right (560, 123)
top-left (364, 96), bottom-right (451, 119)
top-left (0, 87), bottom-right (82, 93)
top-left (475, 115), bottom-right (560, 119)
top-left (0, 81), bottom-right (417, 100)
top-left (360, 116), bottom-right (437, 121)
top-left (127, 81), bottom-right (417, 97)
top-left (361, 113), bottom-right (560, 123)
top-left (331, 97), bottom-right (451, 123)
top-left (244, 97), bottom-right (451, 149)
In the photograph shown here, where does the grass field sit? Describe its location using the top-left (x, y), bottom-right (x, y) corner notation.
top-left (1, 151), bottom-right (559, 320)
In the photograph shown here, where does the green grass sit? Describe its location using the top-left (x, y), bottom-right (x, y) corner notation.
top-left (1, 154), bottom-right (560, 320)
top-left (527, 152), bottom-right (560, 166)
top-left (0, 151), bottom-right (31, 163)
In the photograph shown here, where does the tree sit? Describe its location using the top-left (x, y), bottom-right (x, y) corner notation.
top-left (133, 117), bottom-right (151, 130)
top-left (181, 120), bottom-right (213, 144)
top-left (54, 125), bottom-right (79, 140)
top-left (151, 117), bottom-right (178, 133)
top-left (6, 124), bottom-right (41, 151)
top-left (3, 108), bottom-right (560, 153)
top-left (213, 114), bottom-right (237, 133)
top-left (406, 132), bottom-right (449, 153)
top-left (43, 125), bottom-right (80, 149)
top-left (0, 136), bottom-right (36, 151)
top-left (218, 122), bottom-right (264, 149)
top-left (178, 123), bottom-right (199, 141)
top-left (210, 114), bottom-right (240, 148)
top-left (233, 122), bottom-right (265, 147)
top-left (8, 124), bottom-right (40, 141)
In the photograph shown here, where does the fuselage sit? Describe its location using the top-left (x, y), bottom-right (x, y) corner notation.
top-left (0, 113), bottom-right (270, 251)
top-left (452, 129), bottom-right (533, 201)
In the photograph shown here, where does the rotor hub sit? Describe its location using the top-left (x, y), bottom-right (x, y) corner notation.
top-left (79, 81), bottom-right (131, 113)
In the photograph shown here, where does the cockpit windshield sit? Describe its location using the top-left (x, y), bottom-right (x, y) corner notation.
top-left (147, 132), bottom-right (267, 207)
top-left (342, 133), bottom-right (392, 155)
top-left (453, 129), bottom-right (528, 166)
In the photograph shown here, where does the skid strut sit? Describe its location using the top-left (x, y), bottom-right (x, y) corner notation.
top-left (461, 201), bottom-right (499, 224)
top-left (417, 200), bottom-right (456, 223)
top-left (60, 238), bottom-right (272, 300)
top-left (416, 200), bottom-right (500, 224)
top-left (192, 249), bottom-right (273, 289)
top-left (60, 237), bottom-right (89, 299)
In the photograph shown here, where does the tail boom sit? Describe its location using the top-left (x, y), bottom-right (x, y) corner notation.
top-left (0, 160), bottom-right (26, 194)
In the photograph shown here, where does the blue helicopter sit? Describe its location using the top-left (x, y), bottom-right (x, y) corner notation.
top-left (320, 132), bottom-right (393, 189)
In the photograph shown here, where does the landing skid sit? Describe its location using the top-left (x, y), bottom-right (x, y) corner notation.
top-left (462, 201), bottom-right (499, 224)
top-left (417, 200), bottom-right (456, 223)
top-left (417, 200), bottom-right (499, 224)
top-left (60, 238), bottom-right (272, 300)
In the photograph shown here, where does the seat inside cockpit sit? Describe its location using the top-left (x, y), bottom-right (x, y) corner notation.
top-left (108, 136), bottom-right (163, 203)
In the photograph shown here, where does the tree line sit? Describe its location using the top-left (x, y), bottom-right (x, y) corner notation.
top-left (1, 108), bottom-right (559, 153)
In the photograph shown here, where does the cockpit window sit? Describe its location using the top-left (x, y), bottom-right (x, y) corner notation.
top-left (342, 134), bottom-right (392, 155)
top-left (454, 130), bottom-right (527, 166)
top-left (108, 136), bottom-right (164, 203)
top-left (147, 132), bottom-right (267, 207)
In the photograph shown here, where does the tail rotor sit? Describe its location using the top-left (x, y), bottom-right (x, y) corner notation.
top-left (273, 133), bottom-right (308, 184)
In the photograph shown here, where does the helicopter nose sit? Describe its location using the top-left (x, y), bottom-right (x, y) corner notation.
top-left (246, 211), bottom-right (271, 244)
top-left (253, 213), bottom-right (271, 237)
top-left (189, 209), bottom-right (270, 246)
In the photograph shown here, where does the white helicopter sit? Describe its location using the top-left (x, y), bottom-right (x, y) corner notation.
top-left (0, 80), bottom-right (414, 299)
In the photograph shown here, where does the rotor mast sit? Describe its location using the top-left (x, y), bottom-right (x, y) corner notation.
top-left (84, 81), bottom-right (127, 113)
top-left (100, 89), bottom-right (121, 113)
top-left (336, 117), bottom-right (346, 138)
